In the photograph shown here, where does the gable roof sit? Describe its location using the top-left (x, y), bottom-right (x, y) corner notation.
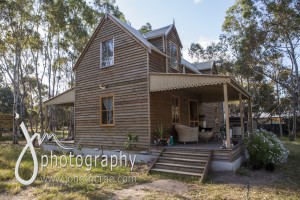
top-left (144, 24), bottom-right (173, 39)
top-left (73, 13), bottom-right (167, 71)
top-left (144, 23), bottom-right (183, 48)
top-left (181, 58), bottom-right (201, 74)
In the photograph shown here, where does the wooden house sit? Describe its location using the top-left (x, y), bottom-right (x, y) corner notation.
top-left (44, 14), bottom-right (253, 178)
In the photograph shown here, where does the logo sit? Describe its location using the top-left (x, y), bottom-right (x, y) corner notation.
top-left (14, 113), bottom-right (137, 186)
top-left (15, 113), bottom-right (75, 185)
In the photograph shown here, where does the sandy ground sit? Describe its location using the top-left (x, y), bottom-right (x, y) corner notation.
top-left (111, 179), bottom-right (190, 200)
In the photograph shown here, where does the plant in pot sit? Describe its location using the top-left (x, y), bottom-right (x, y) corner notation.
top-left (155, 123), bottom-right (168, 146)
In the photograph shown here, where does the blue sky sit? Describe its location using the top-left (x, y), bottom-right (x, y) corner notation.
top-left (116, 0), bottom-right (235, 61)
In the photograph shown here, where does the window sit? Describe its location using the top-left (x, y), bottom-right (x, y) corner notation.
top-left (101, 38), bottom-right (114, 67)
top-left (100, 95), bottom-right (114, 126)
top-left (171, 96), bottom-right (180, 124)
top-left (169, 42), bottom-right (178, 69)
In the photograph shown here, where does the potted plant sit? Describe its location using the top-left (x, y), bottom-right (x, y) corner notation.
top-left (155, 123), bottom-right (168, 146)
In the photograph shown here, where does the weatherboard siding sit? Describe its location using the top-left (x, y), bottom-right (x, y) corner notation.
top-left (148, 37), bottom-right (164, 52)
top-left (149, 50), bottom-right (166, 73)
top-left (75, 17), bottom-right (149, 150)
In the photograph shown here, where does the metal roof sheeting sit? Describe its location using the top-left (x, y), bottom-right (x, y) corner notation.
top-left (181, 58), bottom-right (201, 74)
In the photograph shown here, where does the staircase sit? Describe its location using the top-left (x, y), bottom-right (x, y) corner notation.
top-left (149, 148), bottom-right (212, 182)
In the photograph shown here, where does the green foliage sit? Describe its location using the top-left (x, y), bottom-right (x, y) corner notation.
top-left (124, 133), bottom-right (138, 150)
top-left (0, 87), bottom-right (14, 113)
top-left (155, 123), bottom-right (168, 139)
top-left (244, 129), bottom-right (289, 165)
top-left (139, 22), bottom-right (152, 34)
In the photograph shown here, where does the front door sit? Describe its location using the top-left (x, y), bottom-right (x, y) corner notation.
top-left (189, 99), bottom-right (198, 127)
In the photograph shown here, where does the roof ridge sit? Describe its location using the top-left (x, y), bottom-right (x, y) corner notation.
top-left (145, 24), bottom-right (173, 34)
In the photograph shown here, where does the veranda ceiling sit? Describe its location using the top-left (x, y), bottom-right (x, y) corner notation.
top-left (44, 87), bottom-right (75, 106)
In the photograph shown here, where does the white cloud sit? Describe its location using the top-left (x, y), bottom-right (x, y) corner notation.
top-left (193, 0), bottom-right (204, 4)
top-left (181, 36), bottom-right (218, 63)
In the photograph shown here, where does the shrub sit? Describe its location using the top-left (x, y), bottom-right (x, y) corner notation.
top-left (244, 129), bottom-right (289, 165)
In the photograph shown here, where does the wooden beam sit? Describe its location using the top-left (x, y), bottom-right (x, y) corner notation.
top-left (223, 83), bottom-right (231, 149)
top-left (248, 98), bottom-right (253, 135)
top-left (239, 93), bottom-right (244, 139)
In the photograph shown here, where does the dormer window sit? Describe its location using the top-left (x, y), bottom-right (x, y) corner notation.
top-left (101, 38), bottom-right (114, 68)
top-left (169, 42), bottom-right (178, 70)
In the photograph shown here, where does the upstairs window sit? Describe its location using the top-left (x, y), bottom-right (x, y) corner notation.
top-left (101, 38), bottom-right (114, 68)
top-left (169, 42), bottom-right (178, 70)
top-left (100, 95), bottom-right (114, 126)
top-left (171, 96), bottom-right (180, 124)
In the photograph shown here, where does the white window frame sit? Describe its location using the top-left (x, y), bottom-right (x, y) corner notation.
top-left (100, 38), bottom-right (114, 68)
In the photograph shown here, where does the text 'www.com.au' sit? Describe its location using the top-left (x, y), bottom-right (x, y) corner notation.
top-left (40, 175), bottom-right (137, 186)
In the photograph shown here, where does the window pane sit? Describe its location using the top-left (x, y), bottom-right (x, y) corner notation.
top-left (102, 111), bottom-right (107, 124)
top-left (169, 43), bottom-right (177, 69)
top-left (101, 39), bottom-right (114, 67)
top-left (108, 111), bottom-right (113, 124)
top-left (107, 97), bottom-right (113, 110)
top-left (172, 97), bottom-right (179, 123)
top-left (102, 97), bottom-right (108, 110)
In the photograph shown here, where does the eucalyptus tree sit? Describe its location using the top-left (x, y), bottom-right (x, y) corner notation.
top-left (0, 0), bottom-right (35, 143)
top-left (222, 0), bottom-right (300, 139)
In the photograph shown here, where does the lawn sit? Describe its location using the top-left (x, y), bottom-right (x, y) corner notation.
top-left (0, 136), bottom-right (299, 199)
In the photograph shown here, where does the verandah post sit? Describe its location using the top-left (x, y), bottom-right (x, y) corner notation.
top-left (223, 83), bottom-right (231, 149)
top-left (248, 98), bottom-right (253, 135)
top-left (239, 93), bottom-right (244, 139)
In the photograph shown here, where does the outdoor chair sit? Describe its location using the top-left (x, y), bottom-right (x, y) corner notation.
top-left (175, 125), bottom-right (198, 144)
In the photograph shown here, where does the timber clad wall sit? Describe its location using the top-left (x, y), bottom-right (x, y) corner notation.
top-left (75, 18), bottom-right (149, 150)
top-left (148, 37), bottom-right (164, 52)
top-left (149, 51), bottom-right (166, 73)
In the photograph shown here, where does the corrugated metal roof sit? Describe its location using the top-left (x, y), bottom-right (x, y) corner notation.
top-left (144, 24), bottom-right (173, 39)
top-left (109, 14), bottom-right (165, 55)
top-left (195, 61), bottom-right (214, 70)
top-left (181, 58), bottom-right (201, 74)
top-left (44, 88), bottom-right (75, 106)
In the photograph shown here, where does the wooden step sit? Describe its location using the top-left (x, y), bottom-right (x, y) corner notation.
top-left (151, 168), bottom-right (203, 177)
top-left (162, 151), bottom-right (210, 157)
top-left (154, 162), bottom-right (205, 173)
top-left (149, 149), bottom-right (213, 182)
top-left (155, 162), bottom-right (205, 169)
top-left (159, 157), bottom-right (207, 163)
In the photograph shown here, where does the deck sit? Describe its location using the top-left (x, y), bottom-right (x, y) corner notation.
top-left (151, 140), bottom-right (244, 163)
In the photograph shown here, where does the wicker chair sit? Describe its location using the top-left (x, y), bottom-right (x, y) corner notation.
top-left (175, 125), bottom-right (198, 144)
